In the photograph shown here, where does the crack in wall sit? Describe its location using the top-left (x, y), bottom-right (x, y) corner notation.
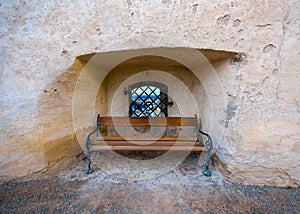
top-left (276, 1), bottom-right (290, 99)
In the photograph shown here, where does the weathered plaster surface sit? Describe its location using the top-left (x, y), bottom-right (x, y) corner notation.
top-left (0, 0), bottom-right (299, 186)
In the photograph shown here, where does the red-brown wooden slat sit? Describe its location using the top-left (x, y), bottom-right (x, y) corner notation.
top-left (90, 145), bottom-right (206, 152)
top-left (93, 140), bottom-right (203, 147)
top-left (98, 117), bottom-right (196, 126)
top-left (96, 136), bottom-right (196, 141)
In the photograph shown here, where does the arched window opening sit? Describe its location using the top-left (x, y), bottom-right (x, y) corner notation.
top-left (129, 82), bottom-right (168, 117)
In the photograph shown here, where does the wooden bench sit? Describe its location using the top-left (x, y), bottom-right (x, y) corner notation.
top-left (85, 114), bottom-right (213, 176)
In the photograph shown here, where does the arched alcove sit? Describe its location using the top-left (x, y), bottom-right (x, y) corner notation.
top-left (34, 47), bottom-right (237, 178)
top-left (70, 47), bottom-right (237, 178)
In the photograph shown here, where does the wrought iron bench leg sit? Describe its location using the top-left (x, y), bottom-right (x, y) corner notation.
top-left (191, 152), bottom-right (198, 158)
top-left (199, 130), bottom-right (213, 177)
top-left (85, 126), bottom-right (97, 175)
top-left (86, 156), bottom-right (92, 174)
top-left (203, 150), bottom-right (212, 177)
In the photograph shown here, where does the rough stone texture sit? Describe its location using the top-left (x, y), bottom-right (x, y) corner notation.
top-left (0, 0), bottom-right (299, 187)
top-left (0, 159), bottom-right (299, 213)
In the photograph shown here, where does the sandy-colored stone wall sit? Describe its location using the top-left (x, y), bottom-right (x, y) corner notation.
top-left (0, 0), bottom-right (299, 186)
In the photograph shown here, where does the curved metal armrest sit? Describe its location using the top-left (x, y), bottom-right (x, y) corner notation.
top-left (199, 130), bottom-right (213, 153)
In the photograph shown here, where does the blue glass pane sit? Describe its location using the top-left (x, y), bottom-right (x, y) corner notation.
top-left (130, 85), bottom-right (163, 117)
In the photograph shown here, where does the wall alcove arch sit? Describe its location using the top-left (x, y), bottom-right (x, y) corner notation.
top-left (35, 47), bottom-right (235, 179)
top-left (71, 48), bottom-right (233, 176)
top-left (73, 48), bottom-right (233, 156)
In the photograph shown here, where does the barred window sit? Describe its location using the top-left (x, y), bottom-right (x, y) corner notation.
top-left (129, 82), bottom-right (168, 117)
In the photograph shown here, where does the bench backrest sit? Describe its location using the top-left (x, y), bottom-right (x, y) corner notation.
top-left (97, 115), bottom-right (197, 127)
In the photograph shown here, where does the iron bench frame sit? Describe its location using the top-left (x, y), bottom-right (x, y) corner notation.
top-left (85, 114), bottom-right (213, 176)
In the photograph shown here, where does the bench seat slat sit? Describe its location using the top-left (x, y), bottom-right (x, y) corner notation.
top-left (90, 145), bottom-right (206, 152)
top-left (98, 117), bottom-right (196, 126)
top-left (93, 140), bottom-right (203, 147)
top-left (96, 136), bottom-right (197, 141)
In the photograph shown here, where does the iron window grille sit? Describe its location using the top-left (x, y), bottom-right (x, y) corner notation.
top-left (129, 82), bottom-right (168, 117)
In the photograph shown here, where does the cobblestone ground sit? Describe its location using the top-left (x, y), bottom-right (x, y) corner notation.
top-left (0, 156), bottom-right (299, 214)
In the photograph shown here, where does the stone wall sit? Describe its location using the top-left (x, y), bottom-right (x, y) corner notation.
top-left (0, 0), bottom-right (299, 186)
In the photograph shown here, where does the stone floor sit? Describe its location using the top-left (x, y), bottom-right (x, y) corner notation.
top-left (0, 156), bottom-right (299, 213)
